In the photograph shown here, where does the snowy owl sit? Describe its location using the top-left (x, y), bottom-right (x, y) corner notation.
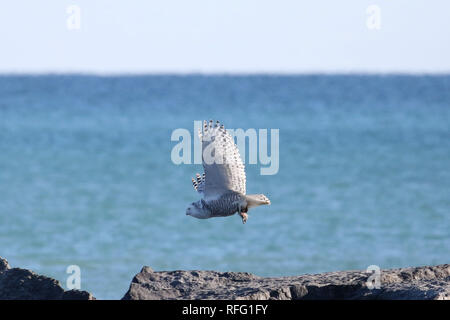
top-left (186, 120), bottom-right (271, 224)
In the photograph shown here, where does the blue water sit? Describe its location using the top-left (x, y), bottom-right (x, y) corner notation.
top-left (0, 75), bottom-right (449, 299)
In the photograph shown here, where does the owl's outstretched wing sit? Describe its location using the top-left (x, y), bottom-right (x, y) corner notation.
top-left (198, 120), bottom-right (246, 200)
top-left (192, 173), bottom-right (205, 195)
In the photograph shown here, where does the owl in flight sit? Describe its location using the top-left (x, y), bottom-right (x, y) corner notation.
top-left (186, 120), bottom-right (271, 224)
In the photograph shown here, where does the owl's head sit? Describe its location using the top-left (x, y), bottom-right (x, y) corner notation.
top-left (186, 200), bottom-right (209, 219)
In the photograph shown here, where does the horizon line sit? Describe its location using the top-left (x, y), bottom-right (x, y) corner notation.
top-left (1, 70), bottom-right (450, 77)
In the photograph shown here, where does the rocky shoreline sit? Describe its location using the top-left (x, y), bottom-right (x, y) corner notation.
top-left (122, 264), bottom-right (450, 300)
top-left (0, 257), bottom-right (94, 300)
top-left (1, 256), bottom-right (449, 300)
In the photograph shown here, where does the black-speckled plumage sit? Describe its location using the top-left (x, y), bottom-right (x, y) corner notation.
top-left (201, 191), bottom-right (247, 218)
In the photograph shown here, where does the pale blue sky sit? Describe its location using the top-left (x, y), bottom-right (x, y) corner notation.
top-left (0, 1), bottom-right (449, 73)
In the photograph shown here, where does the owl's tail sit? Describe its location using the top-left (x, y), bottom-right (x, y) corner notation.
top-left (245, 194), bottom-right (271, 209)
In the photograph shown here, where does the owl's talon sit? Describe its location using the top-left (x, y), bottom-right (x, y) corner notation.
top-left (240, 212), bottom-right (248, 224)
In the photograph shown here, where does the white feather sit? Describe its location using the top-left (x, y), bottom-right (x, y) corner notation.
top-left (199, 120), bottom-right (246, 200)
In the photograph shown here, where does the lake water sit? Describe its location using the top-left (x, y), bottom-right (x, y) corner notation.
top-left (0, 74), bottom-right (449, 299)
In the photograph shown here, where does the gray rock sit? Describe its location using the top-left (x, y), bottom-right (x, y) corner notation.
top-left (0, 256), bottom-right (94, 300)
top-left (122, 264), bottom-right (450, 300)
